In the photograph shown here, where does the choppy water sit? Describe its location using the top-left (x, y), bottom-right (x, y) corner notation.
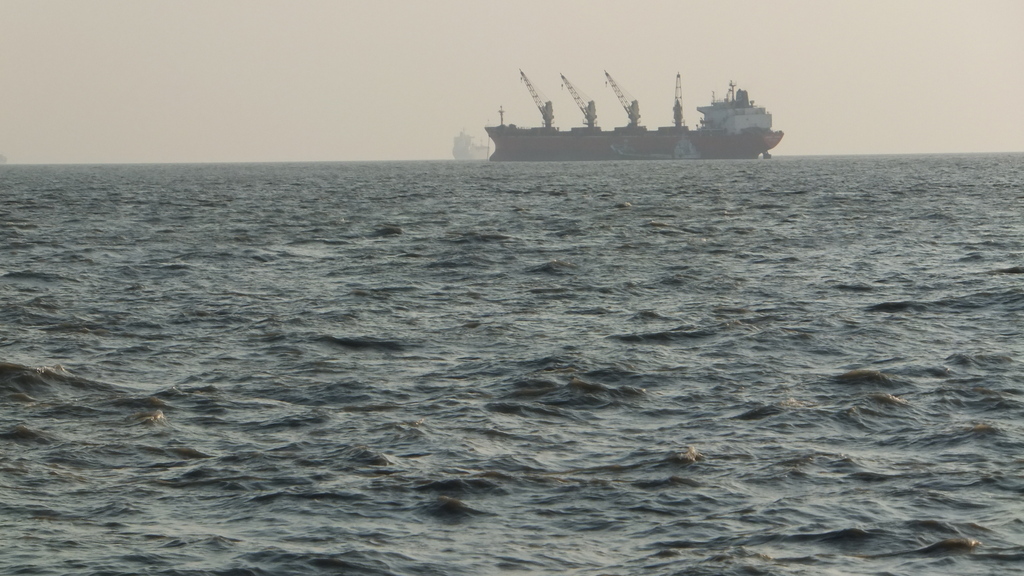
top-left (2, 155), bottom-right (1023, 575)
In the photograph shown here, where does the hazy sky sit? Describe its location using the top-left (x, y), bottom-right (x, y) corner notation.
top-left (1, 0), bottom-right (1022, 163)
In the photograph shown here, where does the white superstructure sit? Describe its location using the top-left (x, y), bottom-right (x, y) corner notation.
top-left (696, 82), bottom-right (773, 134)
top-left (452, 131), bottom-right (489, 160)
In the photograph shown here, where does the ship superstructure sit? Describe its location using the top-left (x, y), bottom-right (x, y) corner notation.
top-left (452, 130), bottom-right (489, 160)
top-left (485, 72), bottom-right (783, 161)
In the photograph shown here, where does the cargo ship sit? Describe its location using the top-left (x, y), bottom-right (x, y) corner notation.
top-left (452, 130), bottom-right (489, 160)
top-left (485, 71), bottom-right (783, 161)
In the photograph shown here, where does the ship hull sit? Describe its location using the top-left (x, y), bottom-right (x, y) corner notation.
top-left (689, 130), bottom-right (784, 160)
top-left (485, 125), bottom-right (782, 161)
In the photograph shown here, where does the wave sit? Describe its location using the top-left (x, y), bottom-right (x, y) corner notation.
top-left (867, 301), bottom-right (929, 313)
top-left (0, 362), bottom-right (113, 397)
top-left (0, 270), bottom-right (78, 285)
top-left (527, 259), bottom-right (578, 274)
top-left (0, 424), bottom-right (57, 444)
top-left (318, 336), bottom-right (408, 352)
top-left (834, 369), bottom-right (898, 384)
top-left (609, 326), bottom-right (717, 343)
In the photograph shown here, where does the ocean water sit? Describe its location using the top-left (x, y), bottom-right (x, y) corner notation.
top-left (1, 154), bottom-right (1023, 575)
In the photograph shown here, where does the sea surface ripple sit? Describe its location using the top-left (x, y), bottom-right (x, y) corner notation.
top-left (1, 155), bottom-right (1023, 575)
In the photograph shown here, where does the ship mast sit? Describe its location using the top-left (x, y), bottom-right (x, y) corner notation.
top-left (673, 73), bottom-right (685, 127)
top-left (520, 69), bottom-right (554, 128)
top-left (604, 71), bottom-right (641, 128)
top-left (560, 74), bottom-right (597, 128)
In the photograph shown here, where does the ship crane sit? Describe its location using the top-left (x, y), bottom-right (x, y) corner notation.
top-left (604, 71), bottom-right (641, 128)
top-left (673, 73), bottom-right (685, 127)
top-left (520, 69), bottom-right (554, 128)
top-left (560, 74), bottom-right (597, 128)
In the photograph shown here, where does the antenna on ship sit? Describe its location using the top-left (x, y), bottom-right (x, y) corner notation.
top-left (560, 74), bottom-right (597, 128)
top-left (673, 73), bottom-right (685, 127)
top-left (605, 71), bottom-right (641, 128)
top-left (498, 106), bottom-right (505, 126)
top-left (520, 70), bottom-right (554, 128)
